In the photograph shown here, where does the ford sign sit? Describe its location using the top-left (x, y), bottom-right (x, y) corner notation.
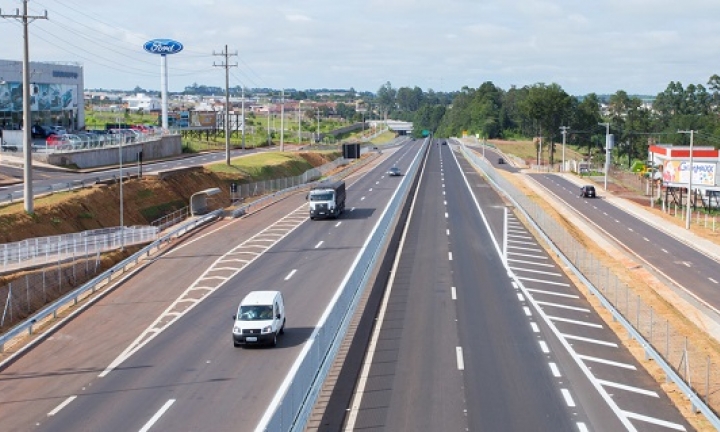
top-left (143, 39), bottom-right (184, 55)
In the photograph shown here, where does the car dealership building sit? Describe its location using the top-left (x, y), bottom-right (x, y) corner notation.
top-left (0, 59), bottom-right (84, 131)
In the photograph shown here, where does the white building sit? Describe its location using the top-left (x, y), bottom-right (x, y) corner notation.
top-left (125, 93), bottom-right (161, 112)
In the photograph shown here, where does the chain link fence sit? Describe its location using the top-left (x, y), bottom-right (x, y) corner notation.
top-left (460, 141), bottom-right (720, 417)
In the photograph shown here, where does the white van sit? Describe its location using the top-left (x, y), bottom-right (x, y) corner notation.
top-left (232, 291), bottom-right (285, 347)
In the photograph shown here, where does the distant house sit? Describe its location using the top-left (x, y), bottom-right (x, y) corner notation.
top-left (125, 93), bottom-right (161, 112)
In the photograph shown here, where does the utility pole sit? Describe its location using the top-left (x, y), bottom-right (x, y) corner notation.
top-left (297, 100), bottom-right (303, 146)
top-left (241, 86), bottom-right (245, 151)
top-left (678, 130), bottom-right (696, 230)
top-left (280, 90), bottom-right (284, 152)
top-left (599, 122), bottom-right (611, 190)
top-left (213, 45), bottom-right (237, 165)
top-left (316, 107), bottom-right (320, 143)
top-left (1, 1), bottom-right (47, 214)
top-left (559, 126), bottom-right (569, 173)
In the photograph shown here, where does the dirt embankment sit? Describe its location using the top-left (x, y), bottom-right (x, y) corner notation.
top-left (0, 152), bottom-right (337, 243)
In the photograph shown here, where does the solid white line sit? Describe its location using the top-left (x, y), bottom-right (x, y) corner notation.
top-left (314, 241), bottom-right (324, 249)
top-left (535, 301), bottom-right (590, 312)
top-left (561, 389), bottom-right (576, 407)
top-left (516, 277), bottom-right (571, 287)
top-left (577, 354), bottom-right (636, 370)
top-left (549, 362), bottom-right (561, 377)
top-left (530, 322), bottom-right (540, 333)
top-left (456, 347), bottom-right (465, 370)
top-left (507, 252), bottom-right (548, 260)
top-left (525, 288), bottom-right (579, 298)
top-left (539, 340), bottom-right (549, 353)
top-left (507, 239), bottom-right (542, 247)
top-left (547, 315), bottom-right (603, 328)
top-left (451, 286), bottom-right (457, 300)
top-left (139, 399), bottom-right (176, 432)
top-left (508, 266), bottom-right (562, 277)
top-left (506, 258), bottom-right (555, 268)
top-left (48, 395), bottom-right (77, 416)
top-left (597, 379), bottom-right (658, 397)
top-left (507, 234), bottom-right (534, 240)
top-left (284, 269), bottom-right (297, 280)
top-left (507, 245), bottom-right (544, 253)
top-left (621, 410), bottom-right (686, 431)
top-left (561, 334), bottom-right (618, 347)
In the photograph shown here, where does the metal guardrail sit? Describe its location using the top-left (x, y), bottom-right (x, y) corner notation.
top-left (0, 209), bottom-right (222, 353)
top-left (456, 139), bottom-right (720, 428)
top-left (257, 138), bottom-right (429, 431)
top-left (1, 226), bottom-right (158, 272)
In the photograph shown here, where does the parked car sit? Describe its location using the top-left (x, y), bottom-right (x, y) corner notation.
top-left (31, 125), bottom-right (53, 139)
top-left (387, 166), bottom-right (402, 176)
top-left (48, 125), bottom-right (67, 135)
top-left (580, 185), bottom-right (596, 198)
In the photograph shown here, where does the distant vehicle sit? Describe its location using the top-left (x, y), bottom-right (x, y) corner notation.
top-left (31, 125), bottom-right (53, 139)
top-left (387, 166), bottom-right (402, 176)
top-left (580, 185), bottom-right (596, 198)
top-left (48, 125), bottom-right (67, 135)
top-left (308, 180), bottom-right (346, 220)
top-left (232, 291), bottom-right (285, 347)
top-left (497, 158), bottom-right (505, 165)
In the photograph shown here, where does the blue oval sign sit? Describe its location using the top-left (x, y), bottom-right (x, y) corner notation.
top-left (143, 39), bottom-right (183, 55)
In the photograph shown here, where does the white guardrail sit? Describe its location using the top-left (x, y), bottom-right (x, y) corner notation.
top-left (0, 210), bottom-right (222, 353)
top-left (257, 137), bottom-right (428, 431)
top-left (456, 139), bottom-right (720, 429)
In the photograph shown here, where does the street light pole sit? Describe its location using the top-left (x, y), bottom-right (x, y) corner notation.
top-left (316, 107), bottom-right (320, 143)
top-left (119, 139), bottom-right (124, 251)
top-left (560, 126), bottom-right (569, 173)
top-left (599, 122), bottom-right (610, 190)
top-left (241, 86), bottom-right (245, 151)
top-left (297, 100), bottom-right (302, 146)
top-left (280, 90), bottom-right (284, 152)
top-left (678, 130), bottom-right (695, 230)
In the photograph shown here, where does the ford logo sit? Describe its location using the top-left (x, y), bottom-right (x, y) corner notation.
top-left (143, 39), bottom-right (184, 55)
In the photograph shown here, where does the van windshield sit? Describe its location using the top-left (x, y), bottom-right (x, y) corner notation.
top-left (239, 305), bottom-right (273, 320)
top-left (310, 192), bottom-right (334, 201)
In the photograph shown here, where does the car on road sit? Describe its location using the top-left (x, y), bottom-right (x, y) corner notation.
top-left (580, 185), bottom-right (596, 198)
top-left (387, 166), bottom-right (402, 176)
top-left (232, 290), bottom-right (285, 347)
top-left (498, 157), bottom-right (505, 164)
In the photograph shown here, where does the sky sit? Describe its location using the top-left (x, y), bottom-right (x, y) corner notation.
top-left (1, 0), bottom-right (719, 97)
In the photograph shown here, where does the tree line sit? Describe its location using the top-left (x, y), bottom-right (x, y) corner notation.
top-left (375, 77), bottom-right (720, 167)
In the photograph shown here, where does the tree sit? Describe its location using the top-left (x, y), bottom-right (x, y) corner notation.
top-left (376, 82), bottom-right (396, 119)
top-left (520, 83), bottom-right (572, 164)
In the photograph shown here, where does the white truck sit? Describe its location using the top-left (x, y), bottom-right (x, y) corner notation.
top-left (308, 180), bottom-right (346, 220)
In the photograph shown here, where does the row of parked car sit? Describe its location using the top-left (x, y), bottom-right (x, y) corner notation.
top-left (36, 125), bottom-right (160, 151)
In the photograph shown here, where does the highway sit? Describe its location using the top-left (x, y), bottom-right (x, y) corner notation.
top-left (0, 141), bottom-right (418, 431)
top-left (336, 142), bottom-right (691, 431)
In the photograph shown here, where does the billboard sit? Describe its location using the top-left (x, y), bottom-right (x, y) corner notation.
top-left (663, 160), bottom-right (716, 186)
top-left (0, 82), bottom-right (77, 112)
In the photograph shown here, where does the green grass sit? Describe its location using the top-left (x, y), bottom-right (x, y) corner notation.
top-left (206, 152), bottom-right (315, 179)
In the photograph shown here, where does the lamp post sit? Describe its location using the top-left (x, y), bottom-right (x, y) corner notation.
top-left (280, 90), bottom-right (284, 152)
top-left (678, 130), bottom-right (695, 230)
top-left (119, 136), bottom-right (124, 251)
top-left (241, 86), bottom-right (245, 151)
top-left (599, 122), bottom-right (611, 190)
top-left (297, 100), bottom-right (302, 146)
top-left (560, 126), bottom-right (569, 172)
top-left (316, 107), bottom-right (320, 143)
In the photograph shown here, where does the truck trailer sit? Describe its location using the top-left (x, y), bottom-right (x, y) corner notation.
top-left (308, 180), bottom-right (346, 220)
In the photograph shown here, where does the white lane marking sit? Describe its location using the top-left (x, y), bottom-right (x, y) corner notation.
top-left (577, 423), bottom-right (589, 432)
top-left (621, 410), bottom-right (686, 431)
top-left (507, 258), bottom-right (555, 268)
top-left (615, 219), bottom-right (620, 223)
top-left (525, 288), bottom-right (579, 299)
top-left (628, 228), bottom-right (634, 232)
top-left (535, 301), bottom-right (590, 312)
top-left (451, 286), bottom-right (457, 300)
top-left (444, 200), bottom-right (447, 206)
top-left (284, 269), bottom-right (297, 280)
top-left (547, 315), bottom-right (603, 328)
top-left (518, 276), bottom-right (570, 287)
top-left (351, 207), bottom-right (356, 211)
top-left (523, 306), bottom-right (532, 316)
top-left (539, 340), bottom-right (549, 353)
top-left (446, 229), bottom-right (450, 236)
top-left (369, 188), bottom-right (373, 192)
top-left (376, 181), bottom-right (379, 185)
top-left (662, 248), bottom-right (668, 253)
top-left (517, 293), bottom-right (524, 301)
top-left (48, 396), bottom-right (77, 416)
top-left (511, 282), bottom-right (518, 289)
top-left (139, 399), bottom-right (176, 432)
top-left (507, 234), bottom-right (534, 240)
top-left (443, 191), bottom-right (445, 195)
top-left (448, 252), bottom-right (453, 261)
top-left (315, 241), bottom-right (324, 249)
top-left (456, 347), bottom-right (465, 370)
top-left (507, 252), bottom-right (548, 260)
top-left (361, 196), bottom-right (366, 201)
top-left (682, 262), bottom-right (691, 268)
top-left (445, 212), bottom-right (449, 218)
top-left (560, 333), bottom-right (618, 347)
top-left (530, 322), bottom-right (540, 333)
top-left (549, 362), bottom-right (561, 377)
top-left (710, 278), bottom-right (718, 284)
top-left (507, 245), bottom-right (544, 253)
top-left (578, 354), bottom-right (636, 370)
top-left (509, 266), bottom-right (562, 277)
top-left (597, 379), bottom-right (658, 397)
top-left (644, 237), bottom-right (649, 242)
top-left (335, 221), bottom-right (342, 227)
top-left (561, 389), bottom-right (576, 407)
top-left (507, 239), bottom-right (542, 247)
